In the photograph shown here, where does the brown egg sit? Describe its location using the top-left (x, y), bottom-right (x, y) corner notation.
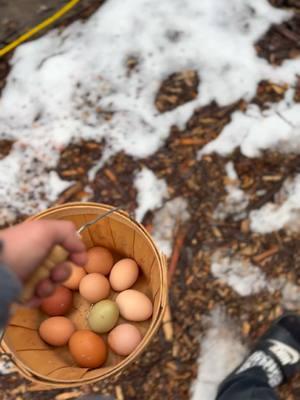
top-left (108, 323), bottom-right (142, 356)
top-left (115, 290), bottom-right (153, 321)
top-left (39, 317), bottom-right (75, 346)
top-left (109, 258), bottom-right (139, 291)
top-left (69, 330), bottom-right (107, 368)
top-left (40, 286), bottom-right (73, 316)
top-left (85, 247), bottom-right (114, 275)
top-left (79, 273), bottom-right (110, 303)
top-left (63, 262), bottom-right (86, 290)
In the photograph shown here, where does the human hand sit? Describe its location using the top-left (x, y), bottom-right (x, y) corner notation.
top-left (0, 220), bottom-right (87, 300)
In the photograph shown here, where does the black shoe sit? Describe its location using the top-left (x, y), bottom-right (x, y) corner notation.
top-left (235, 314), bottom-right (300, 387)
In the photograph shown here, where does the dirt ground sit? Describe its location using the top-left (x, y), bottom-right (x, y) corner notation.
top-left (0, 0), bottom-right (103, 47)
top-left (2, 1), bottom-right (300, 400)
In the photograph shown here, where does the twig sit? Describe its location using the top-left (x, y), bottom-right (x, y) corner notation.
top-left (168, 227), bottom-right (187, 284)
top-left (55, 392), bottom-right (83, 400)
top-left (55, 182), bottom-right (82, 205)
top-left (275, 110), bottom-right (295, 128)
top-left (246, 179), bottom-right (284, 212)
top-left (115, 386), bottom-right (124, 400)
top-left (174, 138), bottom-right (206, 146)
top-left (253, 245), bottom-right (279, 264)
top-left (104, 168), bottom-right (117, 183)
top-left (162, 303), bottom-right (173, 341)
top-left (276, 25), bottom-right (300, 44)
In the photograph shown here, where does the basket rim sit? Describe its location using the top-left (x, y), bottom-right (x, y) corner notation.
top-left (1, 202), bottom-right (168, 387)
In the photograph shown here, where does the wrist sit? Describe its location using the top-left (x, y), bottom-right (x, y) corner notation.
top-left (0, 235), bottom-right (27, 281)
top-left (0, 261), bottom-right (22, 327)
top-left (0, 239), bottom-right (22, 324)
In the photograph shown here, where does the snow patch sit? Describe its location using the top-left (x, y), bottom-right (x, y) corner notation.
top-left (211, 252), bottom-right (267, 296)
top-left (267, 277), bottom-right (300, 310)
top-left (0, 143), bottom-right (72, 223)
top-left (225, 162), bottom-right (239, 181)
top-left (214, 162), bottom-right (249, 221)
top-left (0, 0), bottom-right (291, 221)
top-left (191, 308), bottom-right (247, 400)
top-left (152, 197), bottom-right (189, 256)
top-left (199, 90), bottom-right (300, 160)
top-left (45, 171), bottom-right (73, 202)
top-left (134, 167), bottom-right (169, 222)
top-left (211, 253), bottom-right (300, 309)
top-left (0, 358), bottom-right (16, 375)
top-left (281, 281), bottom-right (300, 310)
top-left (250, 174), bottom-right (300, 233)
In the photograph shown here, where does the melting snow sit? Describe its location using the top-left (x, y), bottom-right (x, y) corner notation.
top-left (214, 162), bottom-right (249, 221)
top-left (0, 0), bottom-right (291, 222)
top-left (250, 174), bottom-right (300, 233)
top-left (211, 252), bottom-right (268, 296)
top-left (134, 167), bottom-right (169, 222)
top-left (152, 197), bottom-right (189, 256)
top-left (211, 252), bottom-right (300, 312)
top-left (191, 308), bottom-right (247, 400)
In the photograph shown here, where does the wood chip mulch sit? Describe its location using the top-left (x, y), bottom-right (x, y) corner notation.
top-left (155, 70), bottom-right (199, 113)
top-left (2, 1), bottom-right (300, 399)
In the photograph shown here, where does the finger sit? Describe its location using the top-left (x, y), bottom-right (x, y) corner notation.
top-left (45, 221), bottom-right (86, 254)
top-left (70, 251), bottom-right (87, 266)
top-left (40, 221), bottom-right (87, 265)
top-left (35, 278), bottom-right (55, 298)
top-left (50, 262), bottom-right (71, 282)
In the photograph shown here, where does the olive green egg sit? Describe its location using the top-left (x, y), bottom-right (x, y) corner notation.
top-left (88, 299), bottom-right (119, 333)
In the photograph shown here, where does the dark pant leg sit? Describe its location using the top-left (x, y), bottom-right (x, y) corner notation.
top-left (216, 367), bottom-right (279, 400)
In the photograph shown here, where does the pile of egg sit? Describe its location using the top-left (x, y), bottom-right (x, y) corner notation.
top-left (38, 247), bottom-right (153, 368)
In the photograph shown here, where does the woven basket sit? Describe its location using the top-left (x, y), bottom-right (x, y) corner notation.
top-left (1, 202), bottom-right (168, 388)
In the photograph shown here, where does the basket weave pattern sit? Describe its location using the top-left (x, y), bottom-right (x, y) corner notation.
top-left (1, 202), bottom-right (168, 388)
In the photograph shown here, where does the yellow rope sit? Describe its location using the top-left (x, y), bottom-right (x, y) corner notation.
top-left (0, 0), bottom-right (81, 57)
